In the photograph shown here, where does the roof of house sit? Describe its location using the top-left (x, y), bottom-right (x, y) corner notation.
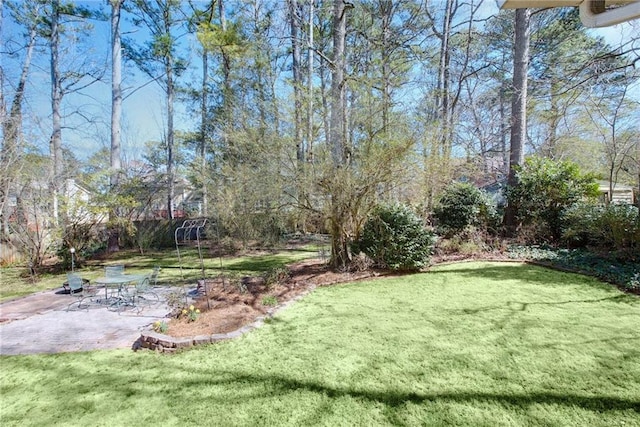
top-left (500, 1), bottom-right (640, 28)
top-left (597, 180), bottom-right (635, 192)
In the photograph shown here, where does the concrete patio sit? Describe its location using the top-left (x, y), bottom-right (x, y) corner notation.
top-left (0, 286), bottom-right (175, 356)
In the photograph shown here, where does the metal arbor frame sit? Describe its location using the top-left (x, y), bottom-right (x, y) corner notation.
top-left (175, 218), bottom-right (207, 280)
top-left (175, 219), bottom-right (210, 307)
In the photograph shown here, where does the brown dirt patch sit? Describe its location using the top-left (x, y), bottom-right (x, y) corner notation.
top-left (165, 258), bottom-right (381, 338)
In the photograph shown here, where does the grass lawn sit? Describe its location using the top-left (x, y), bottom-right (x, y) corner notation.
top-left (1, 262), bottom-right (639, 426)
top-left (0, 246), bottom-right (319, 301)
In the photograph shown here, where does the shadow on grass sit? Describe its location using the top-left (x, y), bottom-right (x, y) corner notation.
top-left (430, 264), bottom-right (616, 289)
top-left (218, 255), bottom-right (297, 272)
top-left (457, 294), bottom-right (639, 315)
top-left (183, 370), bottom-right (640, 413)
top-left (536, 334), bottom-right (640, 352)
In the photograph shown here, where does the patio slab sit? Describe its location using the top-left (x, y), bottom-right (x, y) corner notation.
top-left (0, 287), bottom-right (177, 356)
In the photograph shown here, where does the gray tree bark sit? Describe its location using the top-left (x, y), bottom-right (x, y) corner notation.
top-left (306, 0), bottom-right (314, 162)
top-left (328, 0), bottom-right (351, 269)
top-left (504, 8), bottom-right (531, 230)
top-left (108, 0), bottom-right (123, 252)
top-left (50, 0), bottom-right (63, 224)
top-left (289, 0), bottom-right (304, 162)
top-left (330, 0), bottom-right (348, 166)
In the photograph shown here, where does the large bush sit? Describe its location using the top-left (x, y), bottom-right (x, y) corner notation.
top-left (563, 203), bottom-right (640, 256)
top-left (506, 156), bottom-right (599, 241)
top-left (433, 183), bottom-right (497, 236)
top-left (351, 204), bottom-right (435, 271)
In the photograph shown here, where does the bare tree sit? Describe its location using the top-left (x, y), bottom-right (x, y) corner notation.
top-left (306, 0), bottom-right (315, 162)
top-left (0, 0), bottom-right (41, 235)
top-left (326, 0), bottom-right (351, 268)
top-left (585, 73), bottom-right (639, 203)
top-left (43, 1), bottom-right (103, 224)
top-left (329, 0), bottom-right (349, 167)
top-left (126, 0), bottom-right (187, 220)
top-left (194, 1), bottom-right (215, 217)
top-left (289, 0), bottom-right (304, 162)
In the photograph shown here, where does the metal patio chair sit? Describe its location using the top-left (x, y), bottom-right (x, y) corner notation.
top-left (66, 273), bottom-right (93, 311)
top-left (105, 265), bottom-right (125, 277)
top-left (123, 267), bottom-right (161, 311)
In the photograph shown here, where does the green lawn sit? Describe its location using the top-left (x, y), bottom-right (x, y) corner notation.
top-left (1, 262), bottom-right (639, 426)
top-left (0, 246), bottom-right (319, 301)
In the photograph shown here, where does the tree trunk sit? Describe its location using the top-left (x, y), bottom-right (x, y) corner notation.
top-left (504, 8), bottom-right (531, 231)
top-left (166, 60), bottom-right (175, 220)
top-left (200, 48), bottom-right (209, 217)
top-left (289, 0), bottom-right (304, 162)
top-left (219, 0), bottom-right (231, 153)
top-left (329, 0), bottom-right (347, 166)
top-left (380, 0), bottom-right (392, 134)
top-left (50, 0), bottom-right (63, 225)
top-left (499, 82), bottom-right (508, 177)
top-left (328, 0), bottom-right (351, 269)
top-left (108, 0), bottom-right (123, 252)
top-left (306, 0), bottom-right (314, 162)
top-left (435, 0), bottom-right (453, 159)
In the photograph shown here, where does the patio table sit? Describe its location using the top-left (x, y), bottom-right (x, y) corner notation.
top-left (94, 274), bottom-right (146, 306)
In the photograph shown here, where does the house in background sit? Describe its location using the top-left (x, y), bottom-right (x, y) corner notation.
top-left (597, 180), bottom-right (636, 205)
top-left (479, 179), bottom-right (637, 208)
top-left (0, 178), bottom-right (99, 264)
top-left (131, 176), bottom-right (202, 220)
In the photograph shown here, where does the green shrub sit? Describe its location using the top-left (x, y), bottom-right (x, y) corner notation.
top-left (598, 204), bottom-right (640, 252)
top-left (563, 203), bottom-right (640, 254)
top-left (561, 203), bottom-right (601, 247)
top-left (506, 156), bottom-right (599, 241)
top-left (263, 266), bottom-right (291, 289)
top-left (433, 183), bottom-right (497, 237)
top-left (261, 295), bottom-right (278, 306)
top-left (351, 204), bottom-right (435, 271)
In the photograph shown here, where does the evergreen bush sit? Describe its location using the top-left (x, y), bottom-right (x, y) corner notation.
top-left (351, 204), bottom-right (435, 271)
top-left (506, 156), bottom-right (599, 241)
top-left (433, 183), bottom-right (496, 236)
top-left (563, 203), bottom-right (640, 255)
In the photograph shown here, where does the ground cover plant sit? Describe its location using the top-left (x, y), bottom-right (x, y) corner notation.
top-left (508, 245), bottom-right (640, 292)
top-left (1, 262), bottom-right (638, 426)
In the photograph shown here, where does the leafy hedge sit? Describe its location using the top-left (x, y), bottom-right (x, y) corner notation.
top-left (351, 204), bottom-right (435, 271)
top-left (562, 203), bottom-right (640, 254)
top-left (433, 183), bottom-right (497, 236)
top-left (506, 157), bottom-right (599, 241)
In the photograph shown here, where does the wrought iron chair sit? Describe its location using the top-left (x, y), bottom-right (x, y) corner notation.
top-left (123, 267), bottom-right (161, 311)
top-left (66, 273), bottom-right (93, 311)
top-left (105, 265), bottom-right (125, 277)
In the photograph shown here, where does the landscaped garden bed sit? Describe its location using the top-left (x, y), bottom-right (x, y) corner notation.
top-left (153, 259), bottom-right (382, 344)
top-left (145, 242), bottom-right (639, 347)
